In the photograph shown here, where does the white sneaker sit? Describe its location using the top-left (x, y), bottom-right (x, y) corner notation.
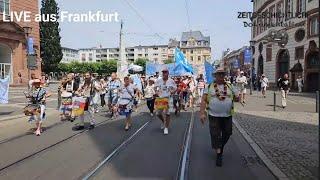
top-left (150, 113), bottom-right (154, 117)
top-left (163, 128), bottom-right (169, 135)
top-left (161, 123), bottom-right (165, 130)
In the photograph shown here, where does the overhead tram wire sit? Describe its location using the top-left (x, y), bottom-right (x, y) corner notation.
top-left (122, 0), bottom-right (164, 40)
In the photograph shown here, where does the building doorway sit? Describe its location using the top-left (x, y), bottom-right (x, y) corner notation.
top-left (305, 50), bottom-right (319, 91)
top-left (277, 49), bottom-right (290, 79)
top-left (0, 43), bottom-right (12, 82)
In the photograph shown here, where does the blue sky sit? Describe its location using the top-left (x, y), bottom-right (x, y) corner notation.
top-left (44, 0), bottom-right (252, 59)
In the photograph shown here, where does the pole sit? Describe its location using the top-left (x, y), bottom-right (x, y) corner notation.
top-left (273, 91), bottom-right (276, 111)
top-left (250, 66), bottom-right (253, 95)
top-left (316, 91), bottom-right (319, 113)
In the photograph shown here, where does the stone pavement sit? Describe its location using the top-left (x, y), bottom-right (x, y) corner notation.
top-left (235, 91), bottom-right (318, 180)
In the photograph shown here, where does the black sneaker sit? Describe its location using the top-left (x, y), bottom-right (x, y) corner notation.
top-left (216, 153), bottom-right (223, 167)
top-left (74, 125), bottom-right (85, 131)
top-left (89, 124), bottom-right (95, 130)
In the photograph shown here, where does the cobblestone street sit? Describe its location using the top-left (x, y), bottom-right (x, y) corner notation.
top-left (235, 91), bottom-right (319, 180)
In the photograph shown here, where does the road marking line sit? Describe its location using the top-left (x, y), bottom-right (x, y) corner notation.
top-left (178, 109), bottom-right (194, 180)
top-left (83, 120), bottom-right (150, 180)
top-left (233, 118), bottom-right (289, 180)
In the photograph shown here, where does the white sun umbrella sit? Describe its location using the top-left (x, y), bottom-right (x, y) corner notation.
top-left (128, 64), bottom-right (143, 72)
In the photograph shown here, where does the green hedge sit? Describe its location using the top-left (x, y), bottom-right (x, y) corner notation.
top-left (58, 60), bottom-right (118, 75)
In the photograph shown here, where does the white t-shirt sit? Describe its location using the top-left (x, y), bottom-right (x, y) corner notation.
top-left (296, 78), bottom-right (303, 86)
top-left (155, 78), bottom-right (177, 98)
top-left (261, 77), bottom-right (269, 88)
top-left (204, 83), bottom-right (235, 117)
top-left (118, 84), bottom-right (135, 105)
top-left (236, 76), bottom-right (247, 89)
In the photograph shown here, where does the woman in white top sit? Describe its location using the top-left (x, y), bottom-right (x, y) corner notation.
top-left (118, 76), bottom-right (138, 131)
top-left (144, 79), bottom-right (156, 116)
top-left (236, 71), bottom-right (248, 103)
top-left (260, 74), bottom-right (269, 98)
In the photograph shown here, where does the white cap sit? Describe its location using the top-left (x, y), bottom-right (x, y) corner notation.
top-left (240, 71), bottom-right (244, 74)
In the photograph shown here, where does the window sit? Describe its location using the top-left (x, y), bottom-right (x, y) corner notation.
top-left (0, 0), bottom-right (9, 15)
top-left (190, 56), bottom-right (194, 61)
top-left (266, 45), bottom-right (272, 62)
top-left (183, 50), bottom-right (186, 54)
top-left (309, 16), bottom-right (319, 36)
top-left (197, 41), bottom-right (201, 46)
top-left (295, 29), bottom-right (305, 42)
top-left (269, 5), bottom-right (276, 25)
top-left (89, 53), bottom-right (93, 61)
top-left (295, 46), bottom-right (304, 60)
top-left (276, 1), bottom-right (284, 24)
top-left (81, 54), bottom-right (86, 61)
top-left (198, 56), bottom-right (201, 61)
top-left (297, 0), bottom-right (306, 14)
top-left (153, 48), bottom-right (158, 50)
top-left (190, 50), bottom-right (193, 54)
top-left (285, 0), bottom-right (293, 20)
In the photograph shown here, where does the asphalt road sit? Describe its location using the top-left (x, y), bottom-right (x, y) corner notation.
top-left (0, 105), bottom-right (276, 180)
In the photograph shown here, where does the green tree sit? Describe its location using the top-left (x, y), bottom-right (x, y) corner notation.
top-left (40, 0), bottom-right (63, 73)
top-left (134, 58), bottom-right (148, 71)
top-left (163, 59), bottom-right (174, 64)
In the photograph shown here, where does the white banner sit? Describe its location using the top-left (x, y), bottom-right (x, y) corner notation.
top-left (0, 77), bottom-right (9, 104)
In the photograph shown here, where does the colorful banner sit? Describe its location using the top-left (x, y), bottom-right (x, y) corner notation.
top-left (0, 77), bottom-right (10, 104)
top-left (131, 74), bottom-right (142, 91)
top-left (233, 59), bottom-right (240, 68)
top-left (244, 48), bottom-right (252, 65)
top-left (27, 37), bottom-right (35, 55)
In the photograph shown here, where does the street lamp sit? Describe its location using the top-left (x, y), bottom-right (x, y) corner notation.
top-left (23, 26), bottom-right (32, 89)
top-left (249, 40), bottom-right (256, 95)
top-left (23, 26), bottom-right (32, 37)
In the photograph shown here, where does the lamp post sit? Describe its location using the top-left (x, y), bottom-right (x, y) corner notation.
top-left (23, 26), bottom-right (32, 89)
top-left (249, 40), bottom-right (256, 95)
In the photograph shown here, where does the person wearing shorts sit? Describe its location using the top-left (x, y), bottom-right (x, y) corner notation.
top-left (108, 72), bottom-right (121, 117)
top-left (236, 71), bottom-right (247, 104)
top-left (154, 67), bottom-right (177, 135)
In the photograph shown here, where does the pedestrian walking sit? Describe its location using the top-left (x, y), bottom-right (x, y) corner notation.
top-left (144, 79), bottom-right (156, 116)
top-left (74, 72), bottom-right (101, 130)
top-left (107, 72), bottom-right (121, 118)
top-left (236, 71), bottom-right (247, 104)
top-left (260, 74), bottom-right (269, 98)
top-left (197, 74), bottom-right (206, 105)
top-left (27, 79), bottom-right (51, 136)
top-left (154, 67), bottom-right (177, 135)
top-left (296, 76), bottom-right (303, 93)
top-left (99, 78), bottom-right (107, 107)
top-left (117, 76), bottom-right (138, 131)
top-left (278, 73), bottom-right (290, 108)
top-left (200, 68), bottom-right (237, 167)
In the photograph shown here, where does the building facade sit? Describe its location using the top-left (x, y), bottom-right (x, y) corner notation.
top-left (222, 46), bottom-right (251, 77)
top-left (180, 31), bottom-right (211, 65)
top-left (252, 0), bottom-right (319, 91)
top-left (0, 0), bottom-right (41, 85)
top-left (61, 47), bottom-right (79, 63)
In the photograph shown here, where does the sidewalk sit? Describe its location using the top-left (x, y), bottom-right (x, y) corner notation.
top-left (234, 93), bottom-right (319, 180)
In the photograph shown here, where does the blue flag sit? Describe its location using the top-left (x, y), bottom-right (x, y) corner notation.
top-left (204, 61), bottom-right (215, 84)
top-left (0, 77), bottom-right (9, 104)
top-left (174, 48), bottom-right (193, 73)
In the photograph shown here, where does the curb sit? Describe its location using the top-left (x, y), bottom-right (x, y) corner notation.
top-left (233, 118), bottom-right (290, 180)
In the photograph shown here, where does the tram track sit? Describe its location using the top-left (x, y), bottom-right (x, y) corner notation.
top-left (83, 109), bottom-right (195, 180)
top-left (0, 111), bottom-right (142, 173)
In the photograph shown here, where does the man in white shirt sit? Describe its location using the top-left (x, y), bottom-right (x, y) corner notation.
top-left (236, 71), bottom-right (247, 103)
top-left (296, 76), bottom-right (303, 93)
top-left (260, 74), bottom-right (269, 98)
top-left (154, 67), bottom-right (177, 135)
